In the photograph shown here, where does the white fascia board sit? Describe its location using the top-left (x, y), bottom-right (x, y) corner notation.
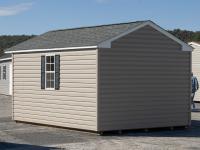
top-left (189, 42), bottom-right (200, 47)
top-left (98, 21), bottom-right (193, 52)
top-left (5, 46), bottom-right (98, 54)
top-left (0, 58), bottom-right (12, 62)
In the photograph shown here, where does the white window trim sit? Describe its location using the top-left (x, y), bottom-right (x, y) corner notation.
top-left (45, 54), bottom-right (56, 90)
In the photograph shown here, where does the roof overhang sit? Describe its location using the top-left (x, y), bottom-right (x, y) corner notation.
top-left (5, 21), bottom-right (193, 54)
top-left (5, 46), bottom-right (98, 54)
top-left (0, 57), bottom-right (12, 62)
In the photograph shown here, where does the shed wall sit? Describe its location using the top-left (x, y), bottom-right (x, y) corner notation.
top-left (0, 61), bottom-right (11, 95)
top-left (98, 25), bottom-right (191, 131)
top-left (192, 44), bottom-right (200, 102)
top-left (13, 49), bottom-right (98, 131)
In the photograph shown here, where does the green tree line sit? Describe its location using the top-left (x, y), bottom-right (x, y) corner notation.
top-left (168, 29), bottom-right (200, 42)
top-left (0, 29), bottom-right (200, 57)
top-left (0, 35), bottom-right (35, 56)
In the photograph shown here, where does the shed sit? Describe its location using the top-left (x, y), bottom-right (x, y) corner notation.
top-left (189, 42), bottom-right (200, 102)
top-left (5, 21), bottom-right (192, 132)
top-left (0, 54), bottom-right (12, 95)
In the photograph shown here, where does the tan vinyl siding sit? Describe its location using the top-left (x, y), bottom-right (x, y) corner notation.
top-left (13, 49), bottom-right (98, 131)
top-left (0, 61), bottom-right (11, 95)
top-left (98, 25), bottom-right (191, 131)
top-left (192, 45), bottom-right (200, 102)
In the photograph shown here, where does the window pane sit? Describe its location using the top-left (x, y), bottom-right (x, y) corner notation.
top-left (46, 64), bottom-right (50, 71)
top-left (51, 73), bottom-right (54, 80)
top-left (46, 73), bottom-right (51, 80)
top-left (51, 56), bottom-right (54, 63)
top-left (46, 56), bottom-right (50, 63)
top-left (50, 81), bottom-right (54, 88)
top-left (3, 66), bottom-right (6, 72)
top-left (46, 80), bottom-right (50, 88)
top-left (51, 64), bottom-right (54, 71)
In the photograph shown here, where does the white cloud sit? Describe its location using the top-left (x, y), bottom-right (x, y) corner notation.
top-left (0, 2), bottom-right (33, 16)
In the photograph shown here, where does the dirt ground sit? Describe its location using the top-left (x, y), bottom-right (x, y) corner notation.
top-left (1, 95), bottom-right (200, 150)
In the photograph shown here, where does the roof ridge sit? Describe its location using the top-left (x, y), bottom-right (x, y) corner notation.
top-left (49, 20), bottom-right (150, 33)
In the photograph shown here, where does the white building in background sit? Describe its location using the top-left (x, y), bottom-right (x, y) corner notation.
top-left (189, 42), bottom-right (200, 102)
top-left (0, 54), bottom-right (12, 95)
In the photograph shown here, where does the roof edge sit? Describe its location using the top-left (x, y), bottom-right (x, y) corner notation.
top-left (189, 42), bottom-right (200, 47)
top-left (98, 21), bottom-right (193, 52)
top-left (5, 46), bottom-right (98, 54)
top-left (0, 57), bottom-right (12, 62)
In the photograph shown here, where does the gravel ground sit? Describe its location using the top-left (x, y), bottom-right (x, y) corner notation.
top-left (1, 95), bottom-right (200, 150)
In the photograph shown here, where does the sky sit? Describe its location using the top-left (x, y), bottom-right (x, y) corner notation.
top-left (0, 0), bottom-right (199, 35)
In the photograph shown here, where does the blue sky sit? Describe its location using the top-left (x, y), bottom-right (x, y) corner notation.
top-left (0, 0), bottom-right (199, 35)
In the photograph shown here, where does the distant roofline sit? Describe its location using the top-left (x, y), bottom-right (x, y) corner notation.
top-left (189, 42), bottom-right (200, 47)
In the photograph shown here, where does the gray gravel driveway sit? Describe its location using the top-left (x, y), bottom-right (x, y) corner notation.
top-left (1, 95), bottom-right (200, 150)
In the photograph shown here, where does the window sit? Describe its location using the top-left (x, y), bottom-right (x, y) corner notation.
top-left (3, 66), bottom-right (6, 80)
top-left (41, 55), bottom-right (60, 90)
top-left (45, 55), bottom-right (55, 89)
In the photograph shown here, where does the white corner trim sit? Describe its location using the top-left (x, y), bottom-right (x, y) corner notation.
top-left (5, 46), bottom-right (98, 54)
top-left (188, 42), bottom-right (200, 47)
top-left (0, 58), bottom-right (12, 62)
top-left (9, 63), bottom-right (12, 95)
top-left (98, 21), bottom-right (193, 52)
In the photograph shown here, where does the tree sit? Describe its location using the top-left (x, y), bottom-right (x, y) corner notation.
top-left (192, 32), bottom-right (200, 41)
top-left (168, 29), bottom-right (200, 42)
top-left (0, 35), bottom-right (35, 57)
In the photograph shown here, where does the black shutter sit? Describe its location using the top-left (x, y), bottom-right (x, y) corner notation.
top-left (55, 55), bottom-right (60, 90)
top-left (41, 55), bottom-right (45, 89)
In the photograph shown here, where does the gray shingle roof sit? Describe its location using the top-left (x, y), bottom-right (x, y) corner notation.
top-left (5, 21), bottom-right (147, 52)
